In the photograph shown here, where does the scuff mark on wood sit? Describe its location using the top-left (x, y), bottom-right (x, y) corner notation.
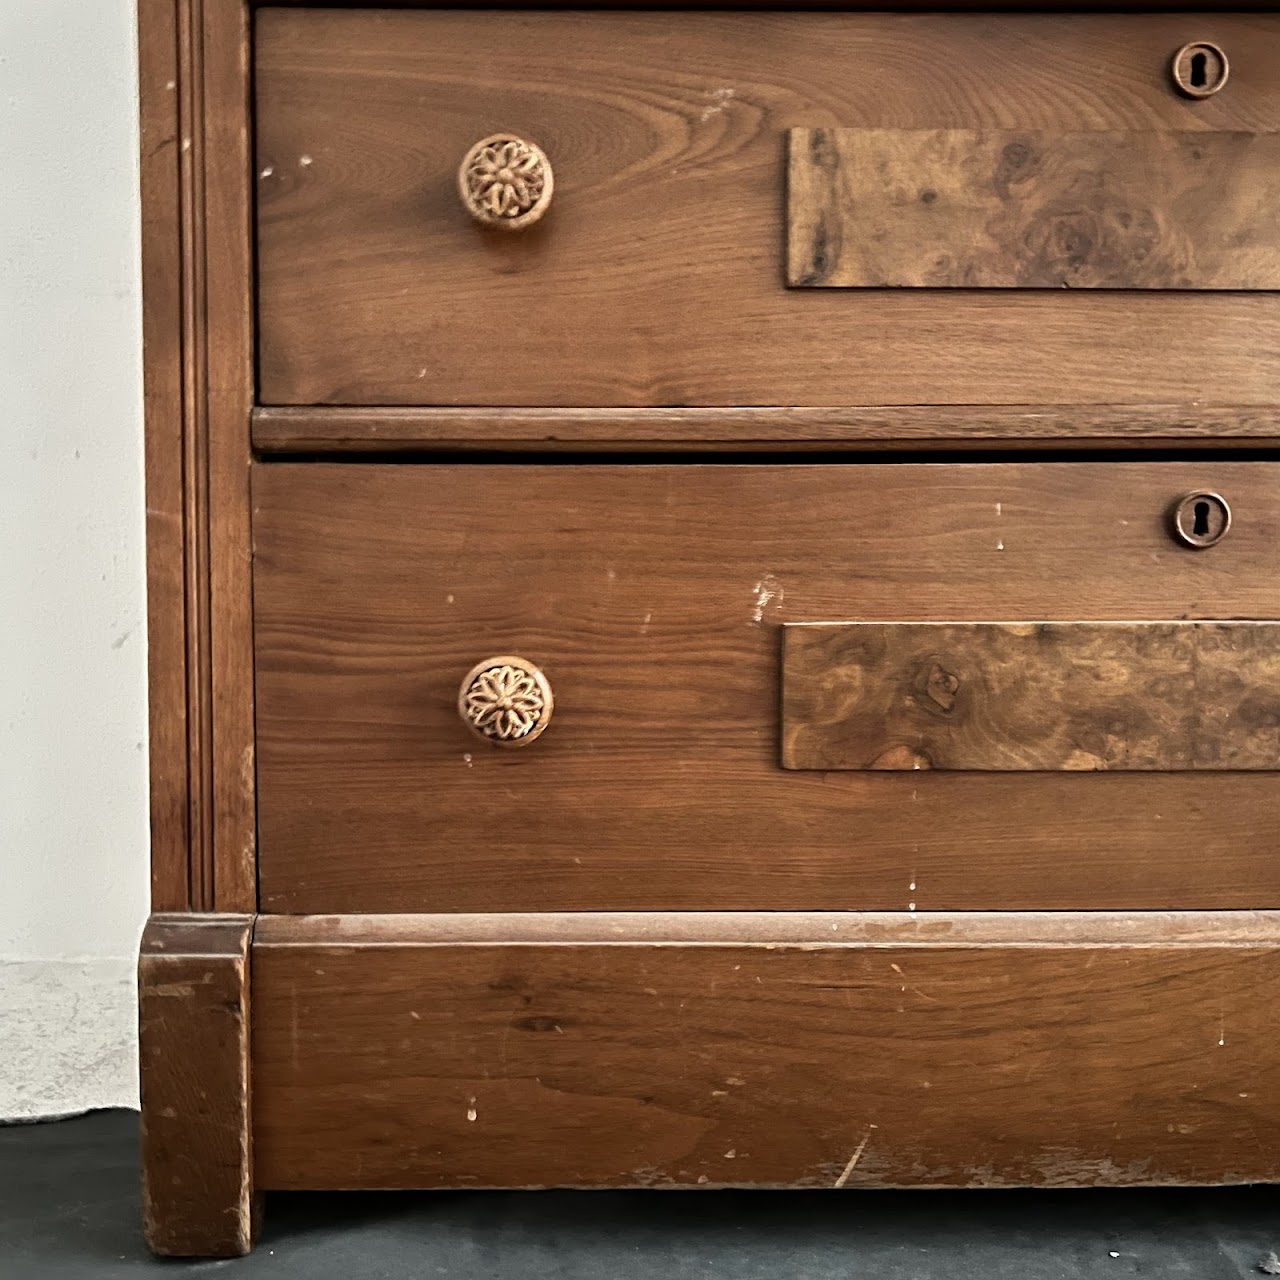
top-left (834, 1127), bottom-right (876, 1188)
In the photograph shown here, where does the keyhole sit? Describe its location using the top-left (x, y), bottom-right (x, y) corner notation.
top-left (1193, 500), bottom-right (1211, 538)
top-left (1173, 491), bottom-right (1231, 549)
top-left (1172, 42), bottom-right (1229, 99)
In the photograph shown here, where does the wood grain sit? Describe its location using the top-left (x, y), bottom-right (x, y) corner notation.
top-left (255, 10), bottom-right (1280, 409)
top-left (253, 461), bottom-right (1280, 914)
top-left (252, 910), bottom-right (1280, 1190)
top-left (789, 128), bottom-right (1280, 289)
top-left (138, 0), bottom-right (189, 910)
top-left (139, 914), bottom-right (259, 1256)
top-left (252, 404), bottom-right (1280, 452)
top-left (137, 0), bottom-right (256, 912)
top-left (256, 909), bottom-right (1280, 949)
top-left (783, 621), bottom-right (1280, 771)
top-left (203, 1), bottom-right (257, 911)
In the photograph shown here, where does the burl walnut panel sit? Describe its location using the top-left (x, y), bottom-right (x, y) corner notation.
top-left (788, 128), bottom-right (1280, 289)
top-left (252, 911), bottom-right (1280, 1191)
top-left (253, 462), bottom-right (1280, 915)
top-left (783, 621), bottom-right (1280, 771)
top-left (255, 9), bottom-right (1280, 408)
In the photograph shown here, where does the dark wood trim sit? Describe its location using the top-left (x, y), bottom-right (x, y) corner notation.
top-left (252, 405), bottom-right (1280, 454)
top-left (139, 914), bottom-right (260, 1256)
top-left (254, 910), bottom-right (1280, 949)
top-left (138, 0), bottom-right (256, 912)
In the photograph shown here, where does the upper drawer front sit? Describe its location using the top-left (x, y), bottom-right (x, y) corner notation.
top-left (254, 461), bottom-right (1280, 916)
top-left (255, 10), bottom-right (1280, 410)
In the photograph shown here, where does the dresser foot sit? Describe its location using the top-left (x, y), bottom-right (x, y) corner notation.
top-left (139, 914), bottom-right (260, 1257)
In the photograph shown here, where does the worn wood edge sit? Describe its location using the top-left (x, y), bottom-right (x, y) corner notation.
top-left (252, 406), bottom-right (1280, 453)
top-left (139, 913), bottom-right (259, 1257)
top-left (253, 911), bottom-right (1280, 949)
top-left (140, 911), bottom-right (259, 954)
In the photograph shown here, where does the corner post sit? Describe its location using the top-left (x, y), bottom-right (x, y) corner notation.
top-left (139, 913), bottom-right (259, 1256)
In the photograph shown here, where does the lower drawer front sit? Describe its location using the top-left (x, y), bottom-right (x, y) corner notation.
top-left (251, 912), bottom-right (1280, 1190)
top-left (252, 462), bottom-right (1280, 913)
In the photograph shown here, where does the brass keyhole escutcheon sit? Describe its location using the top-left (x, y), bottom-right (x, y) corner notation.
top-left (1171, 42), bottom-right (1229, 99)
top-left (1172, 491), bottom-right (1231, 549)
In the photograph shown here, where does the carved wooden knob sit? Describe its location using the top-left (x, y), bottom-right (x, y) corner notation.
top-left (458, 134), bottom-right (554, 231)
top-left (458, 656), bottom-right (554, 747)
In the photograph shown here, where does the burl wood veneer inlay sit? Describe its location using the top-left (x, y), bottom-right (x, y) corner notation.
top-left (782, 621), bottom-right (1280, 771)
top-left (788, 128), bottom-right (1280, 289)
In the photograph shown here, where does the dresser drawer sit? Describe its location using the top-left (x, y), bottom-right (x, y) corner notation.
top-left (252, 462), bottom-right (1280, 914)
top-left (255, 10), bottom-right (1280, 414)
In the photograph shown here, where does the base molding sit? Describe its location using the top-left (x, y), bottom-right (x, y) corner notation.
top-left (138, 913), bottom-right (259, 1257)
top-left (251, 910), bottom-right (1280, 1192)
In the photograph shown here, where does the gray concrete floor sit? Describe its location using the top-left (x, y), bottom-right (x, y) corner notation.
top-left (2, 1110), bottom-right (1277, 1277)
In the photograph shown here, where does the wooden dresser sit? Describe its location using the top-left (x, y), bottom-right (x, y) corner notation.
top-left (137, 1), bottom-right (1280, 1256)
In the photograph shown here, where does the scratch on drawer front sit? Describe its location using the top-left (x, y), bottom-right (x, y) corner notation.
top-left (834, 1127), bottom-right (877, 1188)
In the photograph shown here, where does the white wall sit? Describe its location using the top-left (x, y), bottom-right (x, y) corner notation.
top-left (1, 1), bottom-right (149, 1118)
